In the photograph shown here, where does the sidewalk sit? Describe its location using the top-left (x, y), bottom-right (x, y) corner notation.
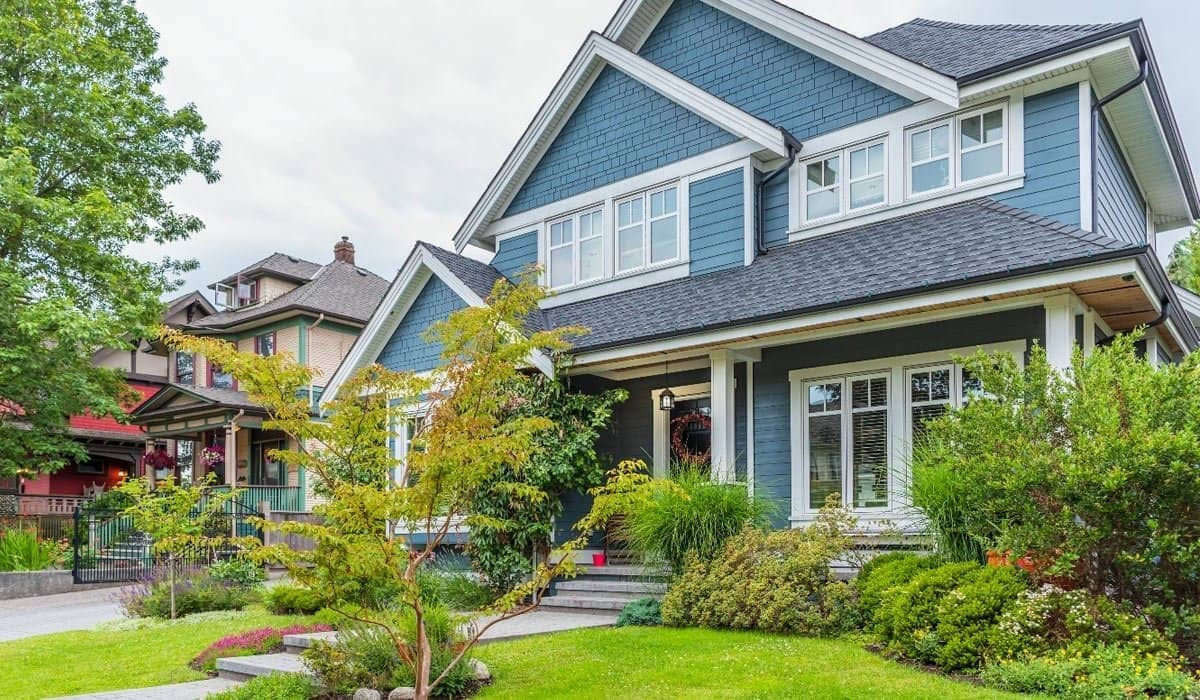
top-left (0, 587), bottom-right (123, 642)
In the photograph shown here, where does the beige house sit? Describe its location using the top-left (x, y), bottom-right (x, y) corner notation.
top-left (131, 237), bottom-right (388, 511)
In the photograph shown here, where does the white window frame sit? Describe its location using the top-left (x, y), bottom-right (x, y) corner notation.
top-left (391, 417), bottom-right (411, 486)
top-left (800, 372), bottom-right (892, 515)
top-left (956, 104), bottom-right (1008, 186)
top-left (801, 138), bottom-right (888, 225)
top-left (577, 209), bottom-right (604, 283)
top-left (547, 214), bottom-right (577, 290)
top-left (906, 102), bottom-right (1009, 199)
top-left (616, 182), bottom-right (681, 275)
top-left (904, 363), bottom-right (958, 450)
top-left (906, 119), bottom-right (954, 198)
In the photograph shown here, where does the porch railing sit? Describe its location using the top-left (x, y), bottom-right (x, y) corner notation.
top-left (17, 494), bottom-right (89, 516)
top-left (212, 485), bottom-right (303, 513)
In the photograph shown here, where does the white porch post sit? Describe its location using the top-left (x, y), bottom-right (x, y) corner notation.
top-left (709, 349), bottom-right (736, 483)
top-left (224, 424), bottom-right (237, 487)
top-left (1043, 294), bottom-right (1074, 371)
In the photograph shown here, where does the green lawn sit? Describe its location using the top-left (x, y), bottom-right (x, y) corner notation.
top-left (475, 627), bottom-right (1031, 699)
top-left (0, 607), bottom-right (311, 700)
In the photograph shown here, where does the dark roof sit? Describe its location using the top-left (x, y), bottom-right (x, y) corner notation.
top-left (866, 19), bottom-right (1128, 80)
top-left (541, 199), bottom-right (1138, 352)
top-left (131, 384), bottom-right (263, 421)
top-left (420, 243), bottom-right (506, 301)
top-left (212, 252), bottom-right (324, 287)
top-left (191, 260), bottom-right (389, 330)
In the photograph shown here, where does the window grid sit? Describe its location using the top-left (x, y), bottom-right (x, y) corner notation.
top-left (801, 139), bottom-right (888, 225)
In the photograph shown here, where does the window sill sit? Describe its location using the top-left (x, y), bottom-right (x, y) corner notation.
top-left (541, 259), bottom-right (690, 308)
top-left (788, 173), bottom-right (1025, 243)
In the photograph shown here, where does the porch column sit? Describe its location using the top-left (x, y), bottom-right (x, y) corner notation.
top-left (143, 440), bottom-right (156, 489)
top-left (224, 425), bottom-right (237, 487)
top-left (1043, 294), bottom-right (1074, 371)
top-left (709, 349), bottom-right (736, 483)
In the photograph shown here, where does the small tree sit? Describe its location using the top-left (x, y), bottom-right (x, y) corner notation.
top-left (1168, 222), bottom-right (1200, 293)
top-left (116, 475), bottom-right (247, 619)
top-left (164, 276), bottom-right (627, 699)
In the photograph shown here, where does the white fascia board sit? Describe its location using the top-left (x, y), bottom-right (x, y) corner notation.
top-left (453, 32), bottom-right (786, 253)
top-left (961, 39), bottom-right (1134, 100)
top-left (571, 258), bottom-right (1142, 367)
top-left (603, 0), bottom-right (959, 107)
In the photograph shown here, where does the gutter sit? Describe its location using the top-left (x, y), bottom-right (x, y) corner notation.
top-left (307, 313), bottom-right (326, 410)
top-left (755, 130), bottom-right (803, 255)
top-left (1090, 55), bottom-right (1149, 236)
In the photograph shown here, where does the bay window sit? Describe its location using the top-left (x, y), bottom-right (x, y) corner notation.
top-left (802, 139), bottom-right (887, 224)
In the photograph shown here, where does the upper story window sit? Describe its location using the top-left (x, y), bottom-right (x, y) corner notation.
top-left (803, 140), bottom-right (886, 224)
top-left (175, 352), bottom-right (194, 386)
top-left (617, 184), bottom-right (679, 274)
top-left (255, 332), bottom-right (276, 357)
top-left (548, 209), bottom-right (603, 289)
top-left (907, 105), bottom-right (1006, 196)
top-left (236, 280), bottom-right (259, 308)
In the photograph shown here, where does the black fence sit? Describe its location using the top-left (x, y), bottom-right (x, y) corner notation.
top-left (71, 500), bottom-right (261, 584)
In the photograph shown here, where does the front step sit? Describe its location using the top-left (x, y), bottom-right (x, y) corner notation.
top-left (555, 579), bottom-right (666, 595)
top-left (216, 652), bottom-right (308, 681)
top-left (539, 593), bottom-right (632, 613)
top-left (571, 564), bottom-right (669, 581)
top-left (282, 630), bottom-right (337, 654)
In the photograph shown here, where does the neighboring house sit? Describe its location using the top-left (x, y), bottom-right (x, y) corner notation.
top-left (325, 0), bottom-right (1199, 560)
top-left (131, 237), bottom-right (389, 512)
top-left (10, 292), bottom-right (216, 517)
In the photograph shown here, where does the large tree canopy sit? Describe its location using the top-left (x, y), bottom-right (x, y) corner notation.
top-left (0, 0), bottom-right (219, 475)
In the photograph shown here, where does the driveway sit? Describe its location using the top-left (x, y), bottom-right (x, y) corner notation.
top-left (0, 587), bottom-right (124, 642)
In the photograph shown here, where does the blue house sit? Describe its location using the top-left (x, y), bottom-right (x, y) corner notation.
top-left (326, 0), bottom-right (1198, 565)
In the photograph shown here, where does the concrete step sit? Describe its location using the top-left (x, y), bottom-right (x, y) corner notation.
top-left (555, 579), bottom-right (666, 595)
top-left (539, 593), bottom-right (635, 613)
top-left (216, 652), bottom-right (308, 681)
top-left (282, 630), bottom-right (337, 653)
top-left (573, 564), bottom-right (669, 581)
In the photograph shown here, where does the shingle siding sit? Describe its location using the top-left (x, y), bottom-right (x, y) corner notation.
top-left (753, 308), bottom-right (1046, 524)
top-left (638, 0), bottom-right (911, 141)
top-left (490, 230), bottom-right (539, 279)
top-left (761, 169), bottom-right (789, 248)
top-left (689, 167), bottom-right (745, 275)
top-left (503, 65), bottom-right (737, 218)
top-left (1095, 113), bottom-right (1147, 246)
top-left (995, 85), bottom-right (1081, 226)
top-left (377, 276), bottom-right (466, 373)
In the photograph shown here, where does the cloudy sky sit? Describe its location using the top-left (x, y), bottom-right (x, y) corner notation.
top-left (132, 0), bottom-right (1200, 296)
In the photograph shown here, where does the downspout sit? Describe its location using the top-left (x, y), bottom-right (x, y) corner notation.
top-left (1091, 56), bottom-right (1149, 234)
top-left (307, 313), bottom-right (326, 411)
top-left (755, 131), bottom-right (803, 255)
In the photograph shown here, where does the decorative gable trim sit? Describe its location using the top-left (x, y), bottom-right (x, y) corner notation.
top-left (321, 246), bottom-right (552, 408)
top-left (605, 0), bottom-right (960, 108)
top-left (452, 32), bottom-right (788, 252)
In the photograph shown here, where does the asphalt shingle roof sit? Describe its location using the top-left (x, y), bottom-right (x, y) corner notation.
top-left (865, 19), bottom-right (1127, 80)
top-left (538, 198), bottom-right (1137, 352)
top-left (215, 252), bottom-right (324, 286)
top-left (421, 243), bottom-right (506, 301)
top-left (192, 260), bottom-right (389, 330)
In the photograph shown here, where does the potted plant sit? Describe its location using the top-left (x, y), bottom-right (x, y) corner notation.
top-left (200, 444), bottom-right (225, 470)
top-left (142, 447), bottom-right (177, 481)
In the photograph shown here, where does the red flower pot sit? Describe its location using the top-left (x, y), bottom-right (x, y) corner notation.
top-left (591, 552), bottom-right (607, 567)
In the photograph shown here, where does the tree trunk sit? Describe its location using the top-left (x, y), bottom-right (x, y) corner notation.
top-left (413, 604), bottom-right (433, 700)
top-left (168, 551), bottom-right (177, 620)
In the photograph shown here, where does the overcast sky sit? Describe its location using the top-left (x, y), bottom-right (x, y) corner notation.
top-left (131, 0), bottom-right (1200, 297)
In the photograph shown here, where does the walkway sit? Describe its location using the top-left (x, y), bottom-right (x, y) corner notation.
top-left (0, 587), bottom-right (123, 642)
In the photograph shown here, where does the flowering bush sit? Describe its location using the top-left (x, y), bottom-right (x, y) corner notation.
top-left (191, 624), bottom-right (331, 672)
top-left (981, 645), bottom-right (1200, 699)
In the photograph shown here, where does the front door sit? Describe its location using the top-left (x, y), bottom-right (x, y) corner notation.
top-left (249, 433), bottom-right (287, 486)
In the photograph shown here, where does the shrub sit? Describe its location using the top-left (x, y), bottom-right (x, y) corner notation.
top-left (622, 464), bottom-right (771, 573)
top-left (616, 598), bottom-right (662, 627)
top-left (190, 624), bottom-right (331, 672)
top-left (854, 553), bottom-right (942, 625)
top-left (661, 503), bottom-right (857, 637)
top-left (416, 566), bottom-right (494, 611)
top-left (207, 671), bottom-right (316, 700)
top-left (981, 645), bottom-right (1200, 699)
top-left (931, 566), bottom-right (1027, 670)
top-left (208, 558), bottom-right (266, 589)
top-left (265, 584), bottom-right (326, 616)
top-left (303, 604), bottom-right (473, 698)
top-left (0, 528), bottom-right (62, 571)
top-left (990, 585), bottom-right (1178, 662)
top-left (117, 570), bottom-right (257, 619)
top-left (875, 561), bottom-right (981, 664)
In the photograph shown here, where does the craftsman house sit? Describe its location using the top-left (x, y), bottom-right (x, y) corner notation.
top-left (131, 237), bottom-right (389, 512)
top-left (324, 0), bottom-right (1198, 554)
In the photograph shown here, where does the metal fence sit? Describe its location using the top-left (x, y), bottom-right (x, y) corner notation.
top-left (71, 500), bottom-right (261, 584)
top-left (0, 514), bottom-right (73, 542)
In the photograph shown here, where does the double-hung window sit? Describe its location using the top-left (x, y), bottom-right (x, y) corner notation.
top-left (255, 332), bottom-right (276, 357)
top-left (617, 184), bottom-right (678, 274)
top-left (906, 365), bottom-right (985, 445)
top-left (802, 140), bottom-right (886, 224)
top-left (907, 104), bottom-right (1006, 196)
top-left (548, 216), bottom-right (575, 289)
top-left (803, 373), bottom-right (890, 511)
top-left (548, 208), bottom-right (603, 289)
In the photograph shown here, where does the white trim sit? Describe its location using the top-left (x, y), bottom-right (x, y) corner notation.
top-left (743, 159), bottom-right (756, 266)
top-left (605, 0), bottom-right (958, 107)
top-left (572, 258), bottom-right (1144, 367)
top-left (709, 350), bottom-right (737, 483)
top-left (745, 359), bottom-right (755, 496)
top-left (542, 260), bottom-right (689, 308)
top-left (787, 340), bottom-right (1026, 522)
top-left (651, 381), bottom-right (710, 476)
top-left (453, 34), bottom-right (786, 251)
top-left (960, 39), bottom-right (1135, 100)
top-left (1079, 80), bottom-right (1095, 231)
top-left (1042, 293), bottom-right (1075, 370)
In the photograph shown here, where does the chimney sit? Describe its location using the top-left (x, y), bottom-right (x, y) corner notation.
top-left (333, 236), bottom-right (355, 265)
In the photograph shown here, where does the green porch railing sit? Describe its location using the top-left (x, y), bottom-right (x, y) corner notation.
top-left (211, 485), bottom-right (304, 513)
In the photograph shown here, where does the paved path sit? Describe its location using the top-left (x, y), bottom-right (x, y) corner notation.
top-left (0, 587), bottom-right (123, 642)
top-left (53, 679), bottom-right (239, 700)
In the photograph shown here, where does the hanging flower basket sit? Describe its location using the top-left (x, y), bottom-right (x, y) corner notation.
top-left (141, 449), bottom-right (177, 479)
top-left (200, 444), bottom-right (226, 469)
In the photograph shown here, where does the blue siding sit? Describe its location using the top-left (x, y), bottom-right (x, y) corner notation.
top-left (504, 66), bottom-right (737, 217)
top-left (689, 168), bottom-right (745, 275)
top-left (995, 85), bottom-right (1080, 226)
top-left (1095, 114), bottom-right (1146, 246)
top-left (490, 230), bottom-right (538, 279)
top-left (377, 276), bottom-right (467, 373)
top-left (753, 309), bottom-right (1045, 524)
top-left (639, 0), bottom-right (910, 140)
top-left (761, 169), bottom-right (789, 248)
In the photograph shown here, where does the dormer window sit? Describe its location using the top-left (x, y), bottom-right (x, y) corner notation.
top-left (548, 208), bottom-right (603, 289)
top-left (907, 104), bottom-right (1007, 197)
top-left (617, 184), bottom-right (679, 274)
top-left (236, 279), bottom-right (258, 307)
top-left (802, 139), bottom-right (887, 224)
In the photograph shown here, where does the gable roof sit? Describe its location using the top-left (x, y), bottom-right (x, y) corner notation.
top-left (131, 383), bottom-right (262, 421)
top-left (866, 19), bottom-right (1130, 82)
top-left (212, 252), bottom-right (325, 287)
top-left (453, 31), bottom-right (792, 252)
top-left (190, 260), bottom-right (389, 331)
top-left (165, 290), bottom-right (217, 319)
top-left (540, 198), bottom-right (1159, 354)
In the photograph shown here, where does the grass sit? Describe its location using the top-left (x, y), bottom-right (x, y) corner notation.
top-left (0, 606), bottom-right (311, 700)
top-left (475, 627), bottom-right (1033, 699)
